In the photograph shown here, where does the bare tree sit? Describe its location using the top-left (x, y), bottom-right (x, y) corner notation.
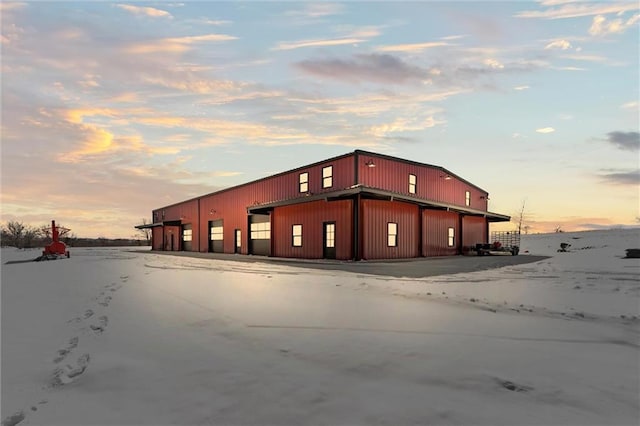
top-left (137, 218), bottom-right (152, 245)
top-left (5, 221), bottom-right (25, 248)
top-left (513, 200), bottom-right (528, 234)
top-left (22, 225), bottom-right (42, 248)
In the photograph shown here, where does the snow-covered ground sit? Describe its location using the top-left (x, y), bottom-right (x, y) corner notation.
top-left (2, 229), bottom-right (639, 426)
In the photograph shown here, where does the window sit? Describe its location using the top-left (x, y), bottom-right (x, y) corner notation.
top-left (465, 191), bottom-right (471, 206)
top-left (183, 229), bottom-right (192, 242)
top-left (250, 222), bottom-right (270, 240)
top-left (322, 166), bottom-right (333, 188)
top-left (325, 223), bottom-right (335, 248)
top-left (299, 172), bottom-right (308, 193)
top-left (387, 222), bottom-right (398, 247)
top-left (292, 224), bottom-right (302, 247)
top-left (409, 174), bottom-right (417, 194)
top-left (210, 225), bottom-right (223, 241)
top-left (448, 227), bottom-right (455, 247)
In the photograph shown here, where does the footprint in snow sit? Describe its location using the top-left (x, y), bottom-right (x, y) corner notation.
top-left (90, 316), bottom-right (108, 334)
top-left (53, 337), bottom-right (79, 364)
top-left (1, 410), bottom-right (25, 426)
top-left (51, 353), bottom-right (90, 387)
top-left (98, 296), bottom-right (112, 307)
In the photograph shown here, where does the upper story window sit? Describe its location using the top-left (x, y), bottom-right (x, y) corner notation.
top-left (322, 166), bottom-right (333, 188)
top-left (465, 191), bottom-right (471, 206)
top-left (299, 172), bottom-right (309, 193)
top-left (409, 174), bottom-right (417, 194)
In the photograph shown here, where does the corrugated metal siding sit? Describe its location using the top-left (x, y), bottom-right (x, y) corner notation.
top-left (357, 153), bottom-right (488, 210)
top-left (152, 199), bottom-right (200, 251)
top-left (151, 227), bottom-right (163, 250)
top-left (462, 216), bottom-right (487, 249)
top-left (198, 155), bottom-right (355, 254)
top-left (272, 199), bottom-right (353, 260)
top-left (163, 225), bottom-right (181, 251)
top-left (361, 199), bottom-right (419, 260)
top-left (422, 210), bottom-right (459, 257)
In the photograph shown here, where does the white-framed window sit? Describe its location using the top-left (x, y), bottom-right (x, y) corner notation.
top-left (448, 227), bottom-right (455, 247)
top-left (465, 191), bottom-right (471, 206)
top-left (250, 222), bottom-right (270, 240)
top-left (325, 223), bottom-right (335, 248)
top-left (322, 166), bottom-right (333, 188)
top-left (387, 222), bottom-right (398, 247)
top-left (292, 224), bottom-right (302, 247)
top-left (299, 172), bottom-right (308, 193)
top-left (183, 229), bottom-right (192, 241)
top-left (409, 174), bottom-right (417, 194)
top-left (210, 225), bottom-right (223, 241)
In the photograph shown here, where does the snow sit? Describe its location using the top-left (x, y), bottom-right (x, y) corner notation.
top-left (2, 229), bottom-right (639, 426)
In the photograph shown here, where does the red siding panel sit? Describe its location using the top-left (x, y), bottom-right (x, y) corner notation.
top-left (151, 227), bottom-right (163, 251)
top-left (462, 216), bottom-right (487, 249)
top-left (357, 153), bottom-right (488, 211)
top-left (361, 199), bottom-right (419, 260)
top-left (197, 155), bottom-right (355, 254)
top-left (422, 210), bottom-right (460, 257)
top-left (272, 199), bottom-right (353, 260)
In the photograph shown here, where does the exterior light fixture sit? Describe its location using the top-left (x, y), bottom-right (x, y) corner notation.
top-left (440, 174), bottom-right (452, 180)
top-left (365, 160), bottom-right (376, 168)
top-left (480, 196), bottom-right (490, 200)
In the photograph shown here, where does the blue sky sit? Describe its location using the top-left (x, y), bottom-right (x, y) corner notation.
top-left (1, 1), bottom-right (638, 238)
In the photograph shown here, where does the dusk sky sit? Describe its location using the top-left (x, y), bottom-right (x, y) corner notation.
top-left (2, 1), bottom-right (639, 239)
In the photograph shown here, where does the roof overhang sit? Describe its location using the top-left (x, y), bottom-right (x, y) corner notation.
top-left (134, 220), bottom-right (183, 229)
top-left (134, 222), bottom-right (163, 229)
top-left (247, 186), bottom-right (511, 222)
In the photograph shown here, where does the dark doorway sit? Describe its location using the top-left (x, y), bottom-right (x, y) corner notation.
top-left (234, 229), bottom-right (241, 254)
top-left (323, 222), bottom-right (336, 259)
top-left (249, 214), bottom-right (270, 256)
top-left (209, 219), bottom-right (224, 253)
top-left (182, 224), bottom-right (192, 251)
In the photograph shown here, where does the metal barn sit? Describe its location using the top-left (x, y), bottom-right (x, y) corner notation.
top-left (137, 150), bottom-right (510, 260)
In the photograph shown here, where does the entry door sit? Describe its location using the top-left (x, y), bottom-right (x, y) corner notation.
top-left (323, 222), bottom-right (336, 259)
top-left (234, 229), bottom-right (241, 254)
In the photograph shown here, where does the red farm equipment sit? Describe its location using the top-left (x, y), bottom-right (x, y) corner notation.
top-left (38, 220), bottom-right (70, 260)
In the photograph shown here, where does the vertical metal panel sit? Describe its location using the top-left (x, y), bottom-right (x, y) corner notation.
top-left (462, 216), bottom-right (487, 249)
top-left (163, 225), bottom-right (181, 251)
top-left (272, 199), bottom-right (353, 260)
top-left (361, 199), bottom-right (419, 260)
top-left (151, 227), bottom-right (163, 250)
top-left (198, 155), bottom-right (355, 254)
top-left (422, 210), bottom-right (460, 257)
top-left (357, 154), bottom-right (489, 210)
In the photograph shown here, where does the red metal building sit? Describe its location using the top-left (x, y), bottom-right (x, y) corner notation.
top-left (137, 150), bottom-right (510, 260)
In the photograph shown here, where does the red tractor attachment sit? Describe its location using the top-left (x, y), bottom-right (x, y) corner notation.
top-left (39, 220), bottom-right (70, 260)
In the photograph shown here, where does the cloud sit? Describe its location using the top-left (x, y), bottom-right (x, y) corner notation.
top-left (514, 85), bottom-right (530, 90)
top-left (274, 37), bottom-right (368, 51)
top-left (562, 54), bottom-right (609, 63)
top-left (589, 13), bottom-right (640, 36)
top-left (536, 127), bottom-right (555, 133)
top-left (126, 33), bottom-right (238, 54)
top-left (376, 41), bottom-right (450, 53)
top-left (115, 4), bottom-right (172, 18)
top-left (544, 39), bottom-right (572, 50)
top-left (621, 101), bottom-right (639, 110)
top-left (368, 115), bottom-right (445, 137)
top-left (515, 2), bottom-right (639, 19)
top-left (295, 53), bottom-right (429, 84)
top-left (599, 170), bottom-right (640, 185)
top-left (285, 3), bottom-right (344, 18)
top-left (605, 131), bottom-right (640, 151)
top-left (0, 2), bottom-right (27, 12)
